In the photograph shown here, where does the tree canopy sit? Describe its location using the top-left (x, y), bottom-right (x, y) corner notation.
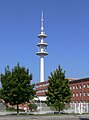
top-left (46, 65), bottom-right (72, 111)
top-left (0, 63), bottom-right (35, 114)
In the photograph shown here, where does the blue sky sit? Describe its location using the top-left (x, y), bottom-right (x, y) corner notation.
top-left (0, 0), bottom-right (89, 84)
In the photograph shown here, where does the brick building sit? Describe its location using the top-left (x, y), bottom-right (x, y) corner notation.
top-left (35, 77), bottom-right (89, 103)
top-left (70, 78), bottom-right (89, 103)
top-left (36, 80), bottom-right (49, 101)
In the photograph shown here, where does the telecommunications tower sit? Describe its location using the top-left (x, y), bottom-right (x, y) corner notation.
top-left (36, 12), bottom-right (48, 82)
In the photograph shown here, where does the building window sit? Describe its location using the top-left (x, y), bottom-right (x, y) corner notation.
top-left (83, 92), bottom-right (86, 96)
top-left (73, 86), bottom-right (75, 89)
top-left (83, 84), bottom-right (86, 88)
top-left (45, 89), bottom-right (48, 92)
top-left (36, 85), bottom-right (39, 88)
top-left (73, 93), bottom-right (75, 97)
top-left (43, 83), bottom-right (49, 86)
top-left (80, 92), bottom-right (82, 97)
top-left (87, 92), bottom-right (89, 96)
top-left (80, 84), bottom-right (82, 89)
top-left (76, 93), bottom-right (78, 97)
top-left (76, 85), bottom-right (78, 89)
top-left (87, 83), bottom-right (89, 88)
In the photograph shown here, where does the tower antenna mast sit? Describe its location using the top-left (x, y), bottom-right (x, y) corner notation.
top-left (36, 11), bottom-right (48, 82)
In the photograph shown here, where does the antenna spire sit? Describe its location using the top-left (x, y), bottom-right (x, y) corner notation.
top-left (41, 11), bottom-right (44, 33)
top-left (38, 11), bottom-right (47, 38)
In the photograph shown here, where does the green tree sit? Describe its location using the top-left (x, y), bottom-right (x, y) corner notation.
top-left (46, 65), bottom-right (72, 112)
top-left (28, 103), bottom-right (37, 112)
top-left (0, 63), bottom-right (35, 114)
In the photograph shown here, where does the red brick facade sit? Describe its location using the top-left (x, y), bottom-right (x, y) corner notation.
top-left (70, 78), bottom-right (89, 103)
top-left (36, 81), bottom-right (49, 96)
top-left (36, 78), bottom-right (89, 103)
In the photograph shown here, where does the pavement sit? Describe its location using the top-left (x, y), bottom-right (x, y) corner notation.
top-left (0, 114), bottom-right (89, 120)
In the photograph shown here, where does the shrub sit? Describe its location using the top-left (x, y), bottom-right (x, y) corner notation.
top-left (28, 103), bottom-right (37, 112)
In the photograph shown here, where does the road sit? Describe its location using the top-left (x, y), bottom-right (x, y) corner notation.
top-left (0, 114), bottom-right (89, 120)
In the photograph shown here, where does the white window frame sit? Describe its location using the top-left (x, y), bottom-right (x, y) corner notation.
top-left (80, 84), bottom-right (82, 89)
top-left (87, 83), bottom-right (89, 88)
top-left (83, 84), bottom-right (86, 88)
top-left (76, 93), bottom-right (78, 97)
top-left (73, 86), bottom-right (75, 89)
top-left (83, 92), bottom-right (86, 96)
top-left (80, 92), bottom-right (82, 96)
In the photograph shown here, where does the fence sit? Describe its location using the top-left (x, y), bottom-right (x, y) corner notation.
top-left (36, 101), bottom-right (89, 114)
top-left (69, 103), bottom-right (89, 114)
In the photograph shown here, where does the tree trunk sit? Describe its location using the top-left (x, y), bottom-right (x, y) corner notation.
top-left (58, 106), bottom-right (60, 113)
top-left (17, 104), bottom-right (19, 115)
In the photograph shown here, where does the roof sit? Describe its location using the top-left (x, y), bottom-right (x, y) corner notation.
top-left (69, 77), bottom-right (89, 83)
top-left (36, 80), bottom-right (49, 86)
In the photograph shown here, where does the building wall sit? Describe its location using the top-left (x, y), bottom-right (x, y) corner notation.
top-left (70, 78), bottom-right (89, 103)
top-left (18, 102), bottom-right (29, 111)
top-left (36, 81), bottom-right (49, 97)
top-left (36, 78), bottom-right (89, 103)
